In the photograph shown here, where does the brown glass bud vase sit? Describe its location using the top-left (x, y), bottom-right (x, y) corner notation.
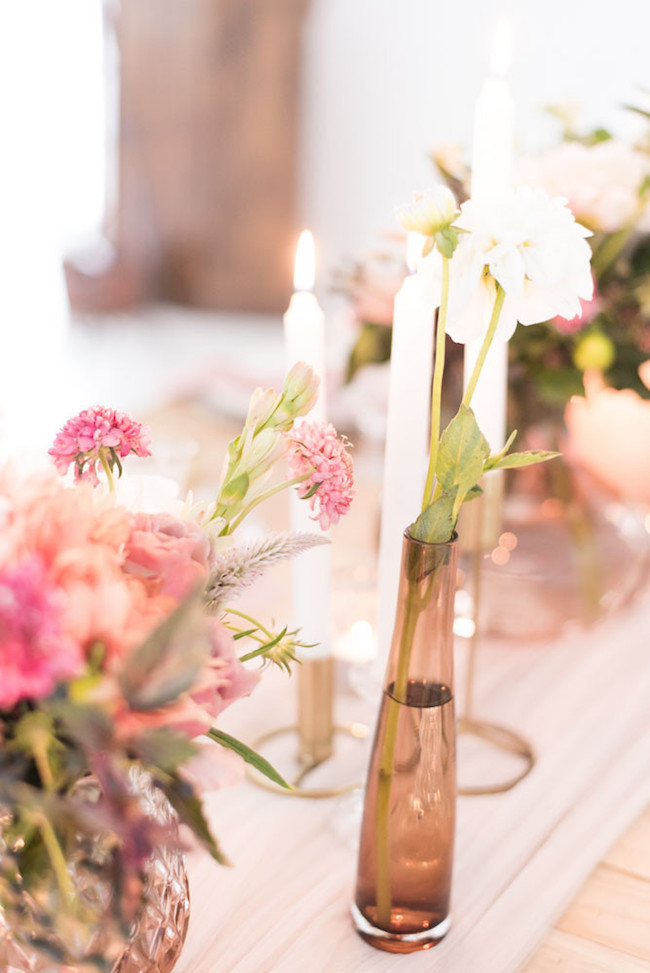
top-left (352, 531), bottom-right (457, 953)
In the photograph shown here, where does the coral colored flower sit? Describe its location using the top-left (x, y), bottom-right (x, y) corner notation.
top-left (287, 421), bottom-right (354, 530)
top-left (565, 370), bottom-right (650, 504)
top-left (49, 406), bottom-right (152, 485)
top-left (124, 513), bottom-right (209, 600)
top-left (0, 557), bottom-right (83, 709)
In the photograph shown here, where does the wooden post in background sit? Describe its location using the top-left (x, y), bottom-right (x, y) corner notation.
top-left (66, 0), bottom-right (310, 313)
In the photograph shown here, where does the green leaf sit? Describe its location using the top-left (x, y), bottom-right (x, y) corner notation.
top-left (220, 472), bottom-right (249, 503)
top-left (119, 590), bottom-right (211, 711)
top-left (487, 449), bottom-right (560, 471)
top-left (464, 483), bottom-right (483, 502)
top-left (487, 428), bottom-right (518, 467)
top-left (436, 406), bottom-right (490, 496)
top-left (435, 226), bottom-right (458, 259)
top-left (162, 777), bottom-right (230, 866)
top-left (130, 728), bottom-right (197, 775)
top-left (301, 480), bottom-right (322, 500)
top-left (409, 491), bottom-right (456, 544)
top-left (207, 728), bottom-right (291, 790)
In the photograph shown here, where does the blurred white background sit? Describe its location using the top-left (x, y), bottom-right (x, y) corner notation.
top-left (0, 0), bottom-right (649, 450)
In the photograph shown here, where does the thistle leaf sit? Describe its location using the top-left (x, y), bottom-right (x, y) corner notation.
top-left (207, 728), bottom-right (290, 790)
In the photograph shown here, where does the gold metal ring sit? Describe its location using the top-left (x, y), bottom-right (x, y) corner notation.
top-left (246, 722), bottom-right (369, 799)
top-left (457, 717), bottom-right (536, 795)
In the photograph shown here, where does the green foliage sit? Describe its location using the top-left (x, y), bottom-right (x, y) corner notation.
top-left (119, 591), bottom-right (210, 710)
top-left (410, 491), bottom-right (456, 544)
top-left (207, 728), bottom-right (290, 790)
top-left (435, 406), bottom-right (490, 496)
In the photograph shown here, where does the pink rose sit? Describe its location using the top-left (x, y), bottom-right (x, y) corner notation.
top-left (124, 513), bottom-right (209, 600)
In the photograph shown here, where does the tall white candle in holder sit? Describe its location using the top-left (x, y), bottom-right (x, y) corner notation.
top-left (463, 15), bottom-right (515, 452)
top-left (283, 231), bottom-right (331, 658)
top-left (376, 233), bottom-right (435, 662)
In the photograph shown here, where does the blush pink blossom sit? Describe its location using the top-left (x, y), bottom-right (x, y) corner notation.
top-left (552, 279), bottom-right (601, 335)
top-left (565, 369), bottom-right (650, 504)
top-left (124, 513), bottom-right (209, 600)
top-left (287, 421), bottom-right (354, 529)
top-left (49, 406), bottom-right (152, 484)
top-left (0, 557), bottom-right (83, 709)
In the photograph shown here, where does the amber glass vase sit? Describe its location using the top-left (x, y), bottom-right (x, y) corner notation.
top-left (352, 531), bottom-right (457, 953)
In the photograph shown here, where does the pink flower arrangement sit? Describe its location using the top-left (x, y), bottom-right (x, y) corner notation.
top-left (49, 406), bottom-right (152, 485)
top-left (287, 420), bottom-right (355, 529)
top-left (0, 381), bottom-right (352, 966)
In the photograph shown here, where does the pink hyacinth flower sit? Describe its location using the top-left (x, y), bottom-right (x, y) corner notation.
top-left (0, 557), bottom-right (84, 709)
top-left (287, 420), bottom-right (354, 530)
top-left (49, 406), bottom-right (152, 484)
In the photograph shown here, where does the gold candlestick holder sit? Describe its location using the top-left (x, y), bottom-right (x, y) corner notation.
top-left (457, 471), bottom-right (536, 796)
top-left (247, 657), bottom-right (369, 799)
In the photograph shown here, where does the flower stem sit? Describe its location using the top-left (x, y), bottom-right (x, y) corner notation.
top-left (461, 283), bottom-right (506, 410)
top-left (224, 607), bottom-right (273, 641)
top-left (375, 587), bottom-right (420, 925)
top-left (34, 812), bottom-right (76, 905)
top-left (225, 473), bottom-right (311, 534)
top-left (422, 256), bottom-right (450, 511)
top-left (99, 448), bottom-right (115, 492)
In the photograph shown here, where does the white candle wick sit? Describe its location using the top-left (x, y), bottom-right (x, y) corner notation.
top-left (490, 15), bottom-right (513, 78)
top-left (294, 230), bottom-right (316, 292)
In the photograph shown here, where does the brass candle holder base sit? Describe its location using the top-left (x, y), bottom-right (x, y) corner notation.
top-left (457, 717), bottom-right (535, 796)
top-left (246, 721), bottom-right (369, 799)
top-left (458, 471), bottom-right (536, 796)
top-left (247, 658), bottom-right (369, 799)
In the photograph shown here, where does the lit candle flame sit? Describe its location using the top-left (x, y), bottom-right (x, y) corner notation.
top-left (293, 230), bottom-right (315, 292)
top-left (406, 233), bottom-right (423, 274)
top-left (490, 15), bottom-right (513, 77)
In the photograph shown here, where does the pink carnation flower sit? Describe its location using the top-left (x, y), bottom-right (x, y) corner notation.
top-left (124, 513), bottom-right (210, 600)
top-left (0, 557), bottom-right (83, 709)
top-left (49, 406), bottom-right (152, 485)
top-left (287, 421), bottom-right (354, 529)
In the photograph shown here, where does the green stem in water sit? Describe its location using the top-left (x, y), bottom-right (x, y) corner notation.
top-left (374, 570), bottom-right (435, 927)
top-left (99, 448), bottom-right (115, 493)
top-left (462, 283), bottom-right (506, 411)
top-left (421, 256), bottom-right (450, 512)
top-left (224, 472), bottom-right (311, 535)
top-left (34, 813), bottom-right (76, 905)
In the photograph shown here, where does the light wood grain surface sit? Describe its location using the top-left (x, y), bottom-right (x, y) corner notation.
top-left (146, 403), bottom-right (650, 973)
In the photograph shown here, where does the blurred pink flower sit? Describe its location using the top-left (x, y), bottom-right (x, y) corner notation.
top-left (0, 557), bottom-right (83, 709)
top-left (115, 620), bottom-right (259, 739)
top-left (353, 267), bottom-right (405, 326)
top-left (564, 368), bottom-right (650, 504)
top-left (287, 421), bottom-right (355, 530)
top-left (552, 280), bottom-right (601, 335)
top-left (0, 473), bottom-right (172, 663)
top-left (49, 406), bottom-right (152, 484)
top-left (124, 513), bottom-right (209, 600)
